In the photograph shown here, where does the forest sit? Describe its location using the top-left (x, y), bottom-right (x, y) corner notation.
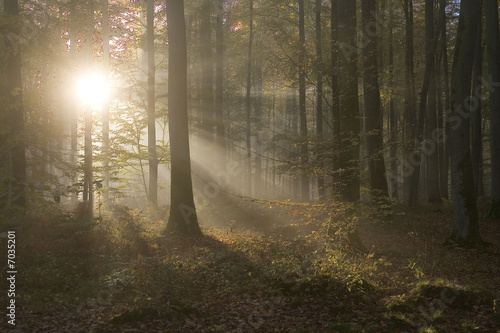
top-left (1, 0), bottom-right (500, 331)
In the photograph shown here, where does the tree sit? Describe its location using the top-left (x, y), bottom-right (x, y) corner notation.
top-left (102, 0), bottom-right (111, 207)
top-left (403, 0), bottom-right (416, 201)
top-left (315, 0), bottom-right (325, 200)
top-left (245, 0), bottom-right (254, 196)
top-left (147, 0), bottom-right (158, 205)
top-left (448, 0), bottom-right (484, 247)
top-left (214, 0), bottom-right (226, 158)
top-left (485, 0), bottom-right (500, 219)
top-left (298, 0), bottom-right (309, 202)
top-left (424, 0), bottom-right (441, 203)
top-left (409, 0), bottom-right (440, 208)
top-left (337, 0), bottom-right (360, 202)
top-left (360, 0), bottom-right (389, 201)
top-left (471, 13), bottom-right (484, 198)
top-left (1, 0), bottom-right (26, 212)
top-left (165, 0), bottom-right (202, 236)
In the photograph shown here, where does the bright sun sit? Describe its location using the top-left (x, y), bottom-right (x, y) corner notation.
top-left (76, 72), bottom-right (109, 109)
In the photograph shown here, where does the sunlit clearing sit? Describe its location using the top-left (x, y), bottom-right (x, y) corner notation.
top-left (76, 72), bottom-right (108, 109)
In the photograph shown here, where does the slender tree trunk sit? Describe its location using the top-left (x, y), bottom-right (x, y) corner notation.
top-left (448, 0), bottom-right (483, 247)
top-left (102, 0), bottom-right (110, 207)
top-left (316, 0), bottom-right (325, 200)
top-left (485, 0), bottom-right (500, 218)
top-left (245, 0), bottom-right (253, 196)
top-left (69, 0), bottom-right (78, 206)
top-left (425, 0), bottom-right (441, 202)
top-left (361, 0), bottom-right (389, 202)
top-left (165, 0), bottom-right (201, 236)
top-left (331, 0), bottom-right (340, 196)
top-left (200, 1), bottom-right (213, 144)
top-left (83, 0), bottom-right (94, 216)
top-left (215, 0), bottom-right (226, 161)
top-left (2, 0), bottom-right (26, 211)
top-left (388, 3), bottom-right (397, 200)
top-left (147, 0), bottom-right (158, 205)
top-left (403, 0), bottom-right (416, 202)
top-left (298, 0), bottom-right (309, 202)
top-left (337, 0), bottom-right (360, 202)
top-left (438, 0), bottom-right (449, 199)
top-left (254, 59), bottom-right (263, 196)
top-left (409, 0), bottom-right (440, 208)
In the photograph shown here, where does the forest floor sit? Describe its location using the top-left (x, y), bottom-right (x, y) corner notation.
top-left (1, 197), bottom-right (500, 332)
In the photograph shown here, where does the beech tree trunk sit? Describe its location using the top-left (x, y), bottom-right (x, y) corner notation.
top-left (448, 0), bottom-right (483, 247)
top-left (215, 0), bottom-right (226, 160)
top-left (298, 0), bottom-right (309, 202)
top-left (471, 16), bottom-right (484, 198)
top-left (245, 0), bottom-right (253, 196)
top-left (361, 0), bottom-right (389, 200)
top-left (485, 0), bottom-right (500, 218)
top-left (316, 0), bottom-right (325, 200)
top-left (147, 0), bottom-right (158, 205)
top-left (337, 0), bottom-right (360, 202)
top-left (403, 0), bottom-right (416, 202)
top-left (166, 0), bottom-right (202, 236)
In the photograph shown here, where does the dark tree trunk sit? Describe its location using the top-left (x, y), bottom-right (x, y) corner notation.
top-left (2, 0), bottom-right (26, 211)
top-left (147, 0), bottom-right (158, 205)
top-left (388, 4), bottom-right (398, 200)
top-left (425, 0), bottom-right (441, 203)
top-left (331, 0), bottom-right (340, 195)
top-left (298, 0), bottom-right (309, 202)
top-left (448, 0), bottom-right (483, 247)
top-left (485, 0), bottom-right (500, 218)
top-left (471, 16), bottom-right (484, 198)
top-left (165, 0), bottom-right (202, 236)
top-left (316, 0), bottom-right (325, 200)
top-left (337, 0), bottom-right (360, 202)
top-left (409, 0), bottom-right (440, 208)
top-left (361, 0), bottom-right (389, 200)
top-left (245, 0), bottom-right (253, 196)
top-left (438, 0), bottom-right (450, 199)
top-left (403, 0), bottom-right (416, 202)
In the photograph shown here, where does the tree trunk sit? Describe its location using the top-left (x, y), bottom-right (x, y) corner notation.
top-left (438, 0), bottom-right (450, 199)
top-left (337, 0), bottom-right (360, 202)
top-left (409, 0), bottom-right (440, 208)
top-left (200, 1), bottom-right (213, 145)
top-left (448, 0), bottom-right (483, 247)
top-left (147, 0), bottom-right (158, 205)
top-left (485, 0), bottom-right (500, 218)
top-left (298, 0), bottom-right (309, 202)
top-left (471, 16), bottom-right (484, 198)
top-left (316, 0), bottom-right (325, 200)
top-left (388, 3), bottom-right (398, 200)
top-left (165, 0), bottom-right (202, 236)
top-left (83, 0), bottom-right (94, 216)
top-left (102, 0), bottom-right (110, 207)
top-left (214, 0), bottom-right (226, 162)
top-left (69, 0), bottom-right (78, 206)
top-left (403, 0), bottom-right (416, 202)
top-left (361, 0), bottom-right (389, 201)
top-left (245, 0), bottom-right (253, 196)
top-left (331, 0), bottom-right (340, 196)
top-left (425, 0), bottom-right (441, 202)
top-left (2, 0), bottom-right (26, 211)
